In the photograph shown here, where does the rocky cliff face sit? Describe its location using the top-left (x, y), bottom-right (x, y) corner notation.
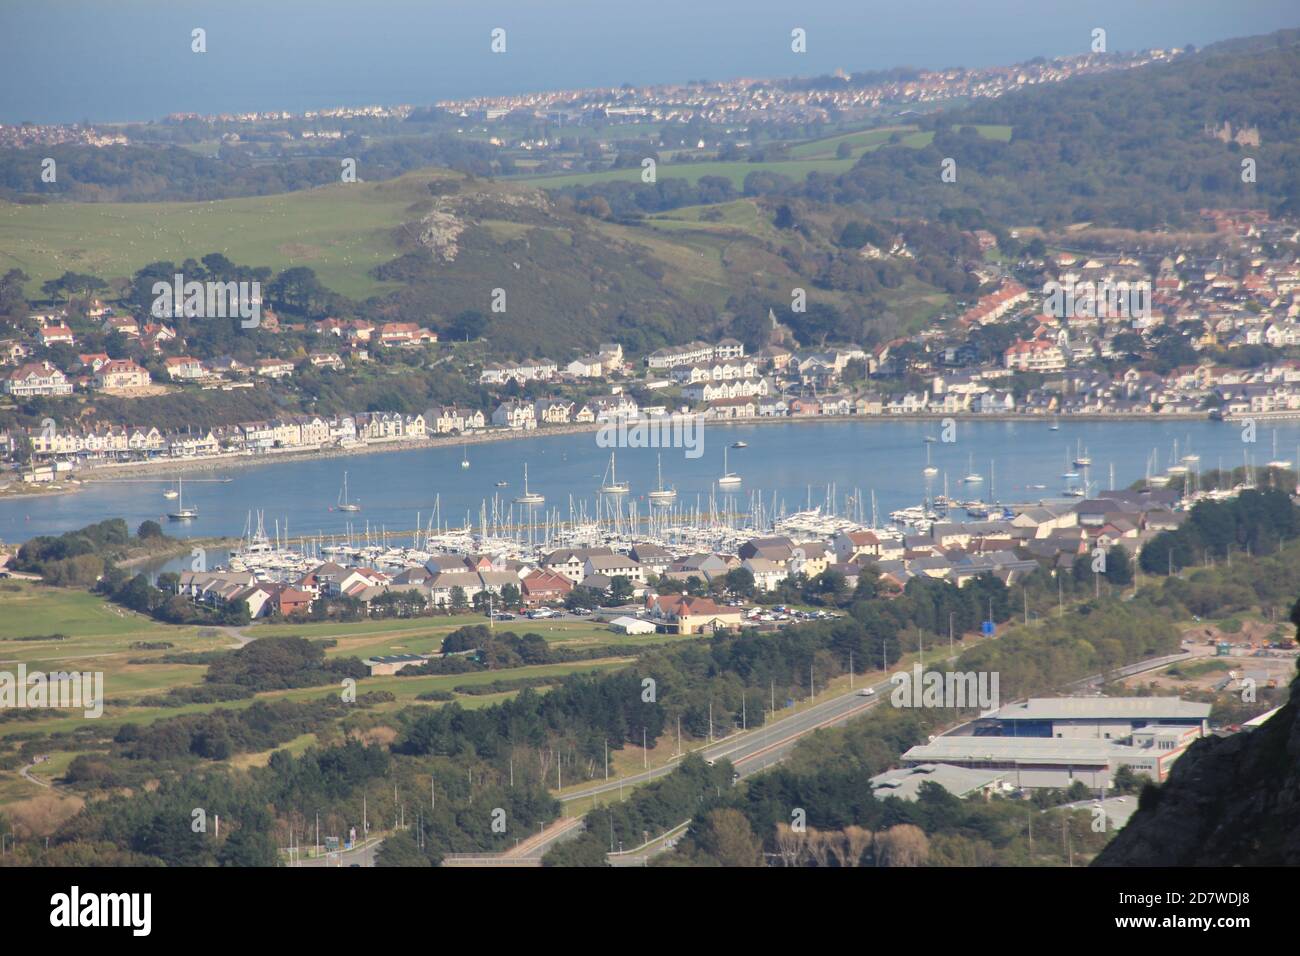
top-left (1094, 673), bottom-right (1300, 866)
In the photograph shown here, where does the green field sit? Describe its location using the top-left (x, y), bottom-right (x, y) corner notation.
top-left (0, 583), bottom-right (665, 740)
top-left (0, 173), bottom-right (459, 299)
top-left (518, 157), bottom-right (860, 191)
top-left (517, 123), bottom-right (1010, 190)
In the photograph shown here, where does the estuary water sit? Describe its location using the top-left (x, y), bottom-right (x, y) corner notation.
top-left (3, 418), bottom-right (1298, 544)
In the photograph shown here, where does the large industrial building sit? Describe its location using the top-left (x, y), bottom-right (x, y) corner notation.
top-left (897, 696), bottom-right (1211, 789)
top-left (979, 696), bottom-right (1210, 740)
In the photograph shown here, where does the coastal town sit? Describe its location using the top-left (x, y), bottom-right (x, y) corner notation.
top-left (0, 46), bottom-right (1179, 153)
top-left (4, 1), bottom-right (1300, 887)
top-left (4, 205), bottom-right (1300, 482)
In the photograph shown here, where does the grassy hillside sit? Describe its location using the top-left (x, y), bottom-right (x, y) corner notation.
top-left (1, 163), bottom-right (964, 355)
top-left (0, 173), bottom-right (458, 299)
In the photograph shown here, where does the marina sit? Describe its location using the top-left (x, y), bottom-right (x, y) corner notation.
top-left (5, 419), bottom-right (1299, 555)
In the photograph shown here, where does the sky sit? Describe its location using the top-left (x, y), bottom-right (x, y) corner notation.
top-left (1, 0), bottom-right (1298, 124)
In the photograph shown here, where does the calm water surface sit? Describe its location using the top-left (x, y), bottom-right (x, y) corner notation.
top-left (4, 419), bottom-right (1297, 545)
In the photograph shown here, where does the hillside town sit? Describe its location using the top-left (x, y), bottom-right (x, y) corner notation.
top-left (5, 208), bottom-right (1300, 481)
top-left (437, 48), bottom-right (1180, 130)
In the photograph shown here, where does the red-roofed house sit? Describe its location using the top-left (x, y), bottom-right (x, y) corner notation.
top-left (521, 570), bottom-right (574, 605)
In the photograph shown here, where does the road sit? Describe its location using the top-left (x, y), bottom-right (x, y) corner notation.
top-left (216, 626), bottom-right (253, 649)
top-left (288, 836), bottom-right (382, 867)
top-left (558, 677), bottom-right (892, 806)
top-left (289, 645), bottom-right (1199, 867)
top-left (425, 680), bottom-right (893, 867)
top-left (534, 647), bottom-right (1201, 864)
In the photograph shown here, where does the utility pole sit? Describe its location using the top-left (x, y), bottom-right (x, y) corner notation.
top-left (643, 728), bottom-right (648, 769)
top-left (948, 613), bottom-right (954, 656)
top-left (604, 739), bottom-right (609, 781)
top-left (849, 650), bottom-right (854, 689)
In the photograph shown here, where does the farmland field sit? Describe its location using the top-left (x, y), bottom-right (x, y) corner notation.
top-left (0, 174), bottom-right (452, 299)
top-left (0, 582), bottom-right (661, 742)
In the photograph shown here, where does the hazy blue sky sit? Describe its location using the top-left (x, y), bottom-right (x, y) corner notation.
top-left (2, 0), bottom-right (1297, 123)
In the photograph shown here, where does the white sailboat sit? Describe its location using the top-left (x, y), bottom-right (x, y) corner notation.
top-left (922, 443), bottom-right (938, 478)
top-left (514, 463), bottom-right (544, 505)
top-left (1166, 438), bottom-right (1188, 476)
top-left (337, 471), bottom-right (361, 512)
top-left (599, 452), bottom-right (630, 494)
top-left (1267, 431), bottom-right (1292, 470)
top-left (648, 454), bottom-right (677, 505)
top-left (167, 476), bottom-right (198, 520)
top-left (461, 444), bottom-right (470, 469)
top-left (163, 478), bottom-right (179, 500)
top-left (718, 445), bottom-right (742, 487)
top-left (1061, 447), bottom-right (1081, 495)
top-left (961, 453), bottom-right (983, 484)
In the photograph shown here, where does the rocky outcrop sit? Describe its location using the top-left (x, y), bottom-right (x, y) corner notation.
top-left (1093, 671), bottom-right (1300, 866)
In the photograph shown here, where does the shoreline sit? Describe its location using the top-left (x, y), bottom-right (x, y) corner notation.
top-left (0, 409), bottom-right (1269, 500)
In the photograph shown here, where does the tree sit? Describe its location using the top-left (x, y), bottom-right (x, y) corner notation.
top-left (873, 824), bottom-right (929, 867)
top-left (692, 808), bottom-right (763, 867)
top-left (724, 567), bottom-right (755, 598)
top-left (217, 822), bottom-right (278, 867)
top-left (137, 520), bottom-right (165, 540)
top-left (565, 588), bottom-right (601, 610)
top-left (449, 586), bottom-right (468, 611)
top-left (445, 309), bottom-right (486, 342)
top-left (1104, 545), bottom-right (1133, 586)
top-left (1112, 764), bottom-right (1142, 795)
top-left (375, 830), bottom-right (431, 867)
top-left (268, 266), bottom-right (327, 317)
top-left (542, 835), bottom-right (608, 867)
top-left (608, 575), bottom-right (634, 605)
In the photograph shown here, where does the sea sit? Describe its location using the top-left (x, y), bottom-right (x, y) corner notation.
top-left (3, 418), bottom-right (1298, 545)
top-left (2, 0), bottom-right (1297, 124)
